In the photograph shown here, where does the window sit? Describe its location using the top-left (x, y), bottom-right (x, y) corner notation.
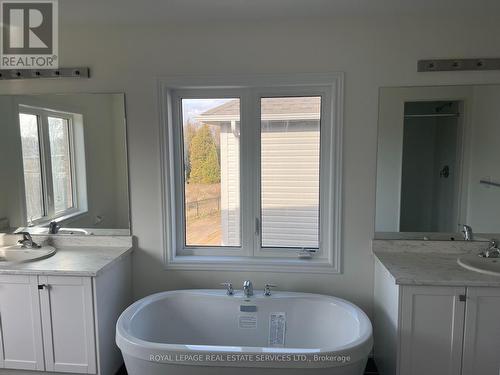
top-left (19, 113), bottom-right (45, 221)
top-left (160, 74), bottom-right (343, 273)
top-left (18, 106), bottom-right (84, 224)
top-left (48, 116), bottom-right (74, 214)
top-left (181, 98), bottom-right (241, 247)
top-left (261, 97), bottom-right (321, 249)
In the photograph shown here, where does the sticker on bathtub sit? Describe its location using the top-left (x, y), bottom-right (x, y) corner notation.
top-left (238, 315), bottom-right (257, 329)
top-left (269, 312), bottom-right (286, 347)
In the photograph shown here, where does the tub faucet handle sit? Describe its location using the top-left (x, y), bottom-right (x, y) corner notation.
top-left (220, 282), bottom-right (234, 296)
top-left (264, 283), bottom-right (277, 296)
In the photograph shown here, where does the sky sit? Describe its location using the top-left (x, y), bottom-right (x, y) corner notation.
top-left (181, 98), bottom-right (234, 125)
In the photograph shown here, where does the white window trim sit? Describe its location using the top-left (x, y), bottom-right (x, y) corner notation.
top-left (158, 73), bottom-right (344, 274)
top-left (18, 105), bottom-right (88, 225)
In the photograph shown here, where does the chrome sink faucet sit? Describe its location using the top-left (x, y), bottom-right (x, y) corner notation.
top-left (18, 232), bottom-right (41, 249)
top-left (48, 221), bottom-right (60, 234)
top-left (243, 280), bottom-right (253, 297)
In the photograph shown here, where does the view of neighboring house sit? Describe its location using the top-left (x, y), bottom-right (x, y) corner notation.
top-left (194, 96), bottom-right (321, 248)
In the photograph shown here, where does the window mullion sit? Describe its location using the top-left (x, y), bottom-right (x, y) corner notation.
top-left (68, 118), bottom-right (78, 210)
top-left (39, 114), bottom-right (55, 218)
top-left (171, 93), bottom-right (184, 253)
top-left (238, 90), bottom-right (256, 257)
top-left (250, 89), bottom-right (262, 256)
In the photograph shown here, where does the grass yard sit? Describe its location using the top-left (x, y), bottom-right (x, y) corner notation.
top-left (184, 183), bottom-right (222, 245)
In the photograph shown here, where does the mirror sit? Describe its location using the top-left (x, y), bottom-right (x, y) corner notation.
top-left (376, 85), bottom-right (500, 240)
top-left (0, 93), bottom-right (130, 236)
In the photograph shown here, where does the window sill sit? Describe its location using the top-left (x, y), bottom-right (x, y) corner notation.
top-left (52, 209), bottom-right (88, 224)
top-left (164, 255), bottom-right (340, 274)
top-left (25, 209), bottom-right (88, 230)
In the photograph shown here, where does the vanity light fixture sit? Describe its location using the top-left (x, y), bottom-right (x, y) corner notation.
top-left (418, 58), bottom-right (500, 72)
top-left (0, 67), bottom-right (89, 80)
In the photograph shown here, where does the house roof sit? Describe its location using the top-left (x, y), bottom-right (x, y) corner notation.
top-left (197, 96), bottom-right (321, 122)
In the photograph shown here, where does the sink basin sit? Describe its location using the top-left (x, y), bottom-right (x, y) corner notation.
top-left (0, 245), bottom-right (56, 266)
top-left (457, 253), bottom-right (500, 276)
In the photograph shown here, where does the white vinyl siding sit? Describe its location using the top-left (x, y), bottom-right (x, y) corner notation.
top-left (261, 121), bottom-right (320, 248)
top-left (220, 121), bottom-right (240, 246)
top-left (221, 120), bottom-right (320, 248)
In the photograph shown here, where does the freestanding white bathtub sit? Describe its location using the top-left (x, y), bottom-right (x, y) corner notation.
top-left (116, 290), bottom-right (372, 375)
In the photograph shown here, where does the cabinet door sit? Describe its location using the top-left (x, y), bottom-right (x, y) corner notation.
top-left (462, 287), bottom-right (500, 375)
top-left (0, 275), bottom-right (44, 371)
top-left (399, 286), bottom-right (465, 375)
top-left (39, 276), bottom-right (96, 374)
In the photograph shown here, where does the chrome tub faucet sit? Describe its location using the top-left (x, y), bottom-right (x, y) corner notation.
top-left (462, 224), bottom-right (473, 241)
top-left (243, 280), bottom-right (253, 297)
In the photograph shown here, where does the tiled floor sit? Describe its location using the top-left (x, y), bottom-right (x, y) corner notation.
top-left (116, 359), bottom-right (379, 374)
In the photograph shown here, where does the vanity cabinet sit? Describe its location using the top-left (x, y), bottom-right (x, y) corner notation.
top-left (0, 252), bottom-right (132, 375)
top-left (399, 286), bottom-right (465, 375)
top-left (462, 287), bottom-right (500, 375)
top-left (374, 259), bottom-right (500, 375)
top-left (0, 275), bottom-right (44, 371)
top-left (39, 276), bottom-right (96, 374)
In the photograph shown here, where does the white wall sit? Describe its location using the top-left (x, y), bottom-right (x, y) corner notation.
top-left (399, 114), bottom-right (459, 233)
top-left (0, 97), bottom-right (25, 227)
top-left (1, 11), bottom-right (500, 318)
top-left (467, 86), bottom-right (500, 232)
top-left (111, 95), bottom-right (129, 229)
top-left (0, 100), bottom-right (12, 224)
top-left (400, 118), bottom-right (438, 232)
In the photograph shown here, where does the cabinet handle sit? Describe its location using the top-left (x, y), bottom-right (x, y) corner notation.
top-left (459, 294), bottom-right (466, 302)
top-left (38, 284), bottom-right (48, 290)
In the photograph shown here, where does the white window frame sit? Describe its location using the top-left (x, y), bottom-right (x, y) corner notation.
top-left (18, 105), bottom-right (86, 225)
top-left (159, 74), bottom-right (344, 273)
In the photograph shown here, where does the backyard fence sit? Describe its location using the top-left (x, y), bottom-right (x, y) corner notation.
top-left (185, 197), bottom-right (221, 219)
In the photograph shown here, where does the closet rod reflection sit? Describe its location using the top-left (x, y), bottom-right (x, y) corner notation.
top-left (404, 113), bottom-right (460, 119)
top-left (480, 180), bottom-right (500, 188)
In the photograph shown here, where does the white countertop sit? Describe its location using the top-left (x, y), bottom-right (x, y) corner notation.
top-left (0, 246), bottom-right (133, 276)
top-left (0, 234), bottom-right (134, 277)
top-left (373, 239), bottom-right (500, 287)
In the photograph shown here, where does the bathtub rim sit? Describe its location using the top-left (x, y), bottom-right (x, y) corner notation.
top-left (116, 289), bottom-right (373, 369)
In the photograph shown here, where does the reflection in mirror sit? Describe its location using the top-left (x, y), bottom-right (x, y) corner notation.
top-left (376, 85), bottom-right (500, 240)
top-left (0, 94), bottom-right (129, 236)
top-left (400, 101), bottom-right (461, 233)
